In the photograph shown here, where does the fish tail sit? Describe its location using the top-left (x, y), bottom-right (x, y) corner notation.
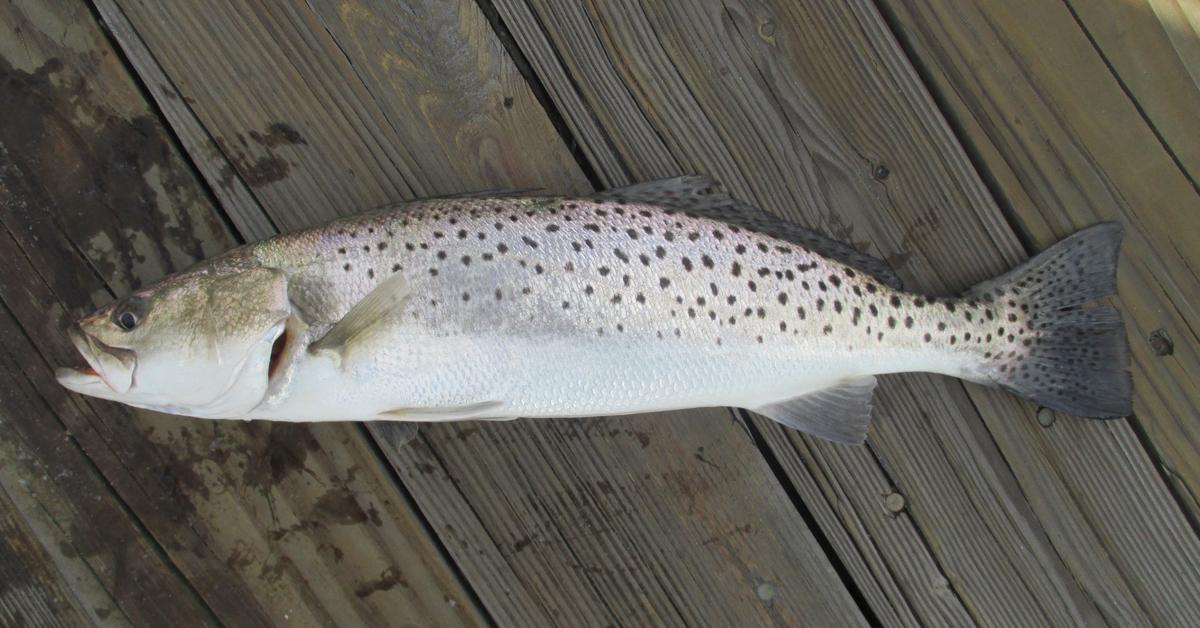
top-left (967, 222), bottom-right (1131, 418)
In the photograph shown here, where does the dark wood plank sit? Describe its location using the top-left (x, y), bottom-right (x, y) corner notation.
top-left (0, 454), bottom-right (92, 627)
top-left (99, 0), bottom-right (872, 623)
top-left (0, 1), bottom-right (485, 625)
top-left (493, 0), bottom-right (1200, 624)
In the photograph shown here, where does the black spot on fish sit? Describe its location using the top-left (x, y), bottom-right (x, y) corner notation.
top-left (735, 244), bottom-right (746, 254)
top-left (834, 300), bottom-right (843, 313)
top-left (338, 247), bottom-right (346, 254)
top-left (727, 295), bottom-right (737, 305)
top-left (829, 275), bottom-right (842, 288)
top-left (614, 248), bottom-right (629, 263)
top-left (546, 224), bottom-right (560, 233)
top-left (747, 281), bottom-right (757, 292)
top-left (461, 255), bottom-right (471, 266)
top-left (599, 266), bottom-right (611, 276)
top-left (639, 254), bottom-right (651, 265)
top-left (585, 285), bottom-right (594, 295)
top-left (562, 300), bottom-right (570, 309)
top-left (904, 316), bottom-right (913, 328)
top-left (823, 325), bottom-right (833, 335)
top-left (462, 292), bottom-right (470, 301)
top-left (732, 262), bottom-right (742, 277)
top-left (923, 333), bottom-right (931, 342)
top-left (701, 255), bottom-right (714, 269)
top-left (429, 268), bottom-right (438, 276)
top-left (367, 268), bottom-right (375, 279)
top-left (655, 246), bottom-right (666, 259)
top-left (343, 263), bottom-right (352, 271)
top-left (757, 267), bottom-right (770, 277)
top-left (660, 277), bottom-right (671, 288)
top-left (688, 232), bottom-right (700, 241)
top-left (778, 293), bottom-right (788, 305)
top-left (392, 264), bottom-right (401, 272)
top-left (613, 294), bottom-right (623, 304)
top-left (757, 243), bottom-right (769, 253)
top-left (636, 293), bottom-right (646, 304)
top-left (495, 289), bottom-right (503, 300)
top-left (682, 257), bottom-right (693, 271)
top-left (437, 250), bottom-right (447, 260)
top-left (434, 231), bottom-right (444, 239)
top-left (535, 264), bottom-right (545, 274)
top-left (378, 242), bottom-right (387, 251)
top-left (521, 236), bottom-right (539, 249)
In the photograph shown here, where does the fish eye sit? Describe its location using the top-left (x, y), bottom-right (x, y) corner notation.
top-left (111, 296), bottom-right (148, 331)
top-left (116, 311), bottom-right (139, 330)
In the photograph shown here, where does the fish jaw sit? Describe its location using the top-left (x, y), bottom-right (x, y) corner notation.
top-left (57, 325), bottom-right (136, 396)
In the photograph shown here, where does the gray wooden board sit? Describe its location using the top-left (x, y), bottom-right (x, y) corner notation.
top-left (877, 0), bottom-right (1200, 624)
top-left (492, 0), bottom-right (1200, 625)
top-left (98, 0), bottom-right (870, 624)
top-left (0, 1), bottom-right (486, 625)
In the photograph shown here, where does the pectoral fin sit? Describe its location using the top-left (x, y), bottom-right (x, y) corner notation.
top-left (752, 376), bottom-right (877, 444)
top-left (309, 271), bottom-right (410, 363)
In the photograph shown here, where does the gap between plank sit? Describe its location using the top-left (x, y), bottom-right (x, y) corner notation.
top-left (870, 0), bottom-right (1200, 551)
top-left (735, 410), bottom-right (883, 627)
top-left (474, 0), bottom-right (606, 190)
top-left (0, 296), bottom-right (225, 628)
top-left (1059, 0), bottom-right (1200, 197)
top-left (355, 424), bottom-right (499, 628)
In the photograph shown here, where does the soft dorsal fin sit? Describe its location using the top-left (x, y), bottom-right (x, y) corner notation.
top-left (594, 176), bottom-right (902, 289)
top-left (752, 376), bottom-right (877, 444)
top-left (309, 271), bottom-right (410, 363)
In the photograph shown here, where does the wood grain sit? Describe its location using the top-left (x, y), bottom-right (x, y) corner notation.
top-left (492, 0), bottom-right (1200, 624)
top-left (878, 0), bottom-right (1200, 623)
top-left (98, 0), bottom-right (870, 624)
top-left (0, 1), bottom-right (484, 625)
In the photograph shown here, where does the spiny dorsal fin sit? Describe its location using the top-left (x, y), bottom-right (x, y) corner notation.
top-left (309, 271), bottom-right (410, 363)
top-left (752, 376), bottom-right (877, 444)
top-left (594, 176), bottom-right (902, 289)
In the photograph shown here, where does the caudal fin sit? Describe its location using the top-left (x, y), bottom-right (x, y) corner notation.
top-left (968, 223), bottom-right (1131, 418)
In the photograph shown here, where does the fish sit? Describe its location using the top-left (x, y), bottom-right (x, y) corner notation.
top-left (56, 176), bottom-right (1131, 445)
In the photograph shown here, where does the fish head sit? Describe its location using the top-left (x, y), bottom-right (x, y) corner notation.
top-left (56, 264), bottom-right (292, 418)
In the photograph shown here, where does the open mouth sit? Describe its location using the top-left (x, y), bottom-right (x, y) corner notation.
top-left (56, 326), bottom-right (136, 395)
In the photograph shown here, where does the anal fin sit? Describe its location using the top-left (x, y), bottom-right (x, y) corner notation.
top-left (751, 376), bottom-right (877, 445)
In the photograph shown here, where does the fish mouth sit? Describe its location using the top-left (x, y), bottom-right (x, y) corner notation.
top-left (56, 326), bottom-right (137, 396)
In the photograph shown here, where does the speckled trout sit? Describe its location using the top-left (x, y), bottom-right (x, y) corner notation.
top-left (56, 177), bottom-right (1130, 444)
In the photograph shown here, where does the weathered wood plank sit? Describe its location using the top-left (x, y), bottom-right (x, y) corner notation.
top-left (0, 454), bottom-right (94, 627)
top-left (877, 1), bottom-right (1200, 623)
top-left (0, 1), bottom-right (485, 625)
top-left (100, 0), bottom-right (872, 623)
top-left (1065, 0), bottom-right (1200, 185)
top-left (493, 0), bottom-right (1200, 624)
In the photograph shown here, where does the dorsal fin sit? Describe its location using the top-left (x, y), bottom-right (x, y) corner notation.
top-left (752, 376), bottom-right (877, 444)
top-left (593, 176), bottom-right (902, 289)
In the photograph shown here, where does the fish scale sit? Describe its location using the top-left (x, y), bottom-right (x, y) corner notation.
top-left (58, 177), bottom-right (1131, 444)
top-left (253, 194), bottom-right (1008, 423)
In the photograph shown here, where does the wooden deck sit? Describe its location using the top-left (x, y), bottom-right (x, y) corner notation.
top-left (1, 0), bottom-right (1198, 625)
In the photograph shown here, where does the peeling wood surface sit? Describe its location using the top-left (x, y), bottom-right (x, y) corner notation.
top-left (1, 0), bottom-right (1198, 626)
